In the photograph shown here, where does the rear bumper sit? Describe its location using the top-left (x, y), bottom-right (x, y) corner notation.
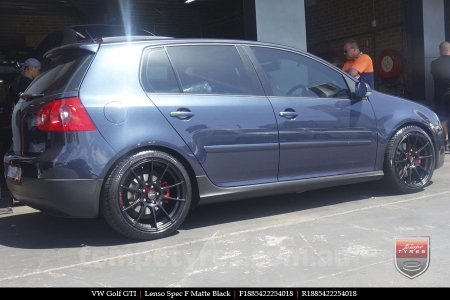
top-left (4, 154), bottom-right (103, 218)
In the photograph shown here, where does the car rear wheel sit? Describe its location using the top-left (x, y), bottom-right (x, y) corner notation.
top-left (101, 150), bottom-right (191, 240)
top-left (383, 126), bottom-right (435, 193)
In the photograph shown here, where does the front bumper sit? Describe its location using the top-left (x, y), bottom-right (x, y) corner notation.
top-left (435, 125), bottom-right (446, 170)
top-left (4, 153), bottom-right (103, 218)
top-left (436, 145), bottom-right (445, 170)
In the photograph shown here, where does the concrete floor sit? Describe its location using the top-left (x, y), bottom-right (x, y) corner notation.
top-left (1, 156), bottom-right (450, 287)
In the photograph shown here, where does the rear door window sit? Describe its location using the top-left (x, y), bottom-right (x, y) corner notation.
top-left (166, 45), bottom-right (262, 95)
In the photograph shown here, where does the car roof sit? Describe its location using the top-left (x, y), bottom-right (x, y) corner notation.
top-left (69, 24), bottom-right (155, 38)
top-left (43, 36), bottom-right (340, 73)
top-left (96, 36), bottom-right (308, 54)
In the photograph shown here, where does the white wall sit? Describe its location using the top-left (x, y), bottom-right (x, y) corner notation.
top-left (255, 0), bottom-right (307, 50)
top-left (423, 0), bottom-right (446, 104)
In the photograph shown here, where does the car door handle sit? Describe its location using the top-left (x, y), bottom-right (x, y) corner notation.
top-left (279, 110), bottom-right (298, 119)
top-left (170, 110), bottom-right (194, 120)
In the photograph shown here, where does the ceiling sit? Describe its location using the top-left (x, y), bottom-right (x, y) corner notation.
top-left (0, 0), bottom-right (245, 51)
top-left (0, 0), bottom-right (222, 16)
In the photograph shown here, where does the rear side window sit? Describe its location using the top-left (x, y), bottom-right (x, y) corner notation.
top-left (141, 47), bottom-right (180, 93)
top-left (26, 48), bottom-right (95, 95)
top-left (166, 45), bottom-right (261, 95)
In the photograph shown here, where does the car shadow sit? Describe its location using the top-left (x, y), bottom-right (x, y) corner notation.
top-left (182, 180), bottom-right (393, 229)
top-left (0, 180), bottom-right (402, 249)
top-left (0, 211), bottom-right (136, 249)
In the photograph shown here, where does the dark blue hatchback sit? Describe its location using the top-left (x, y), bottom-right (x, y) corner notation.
top-left (4, 37), bottom-right (445, 240)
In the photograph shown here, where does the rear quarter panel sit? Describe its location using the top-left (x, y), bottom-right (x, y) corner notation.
top-left (79, 43), bottom-right (205, 178)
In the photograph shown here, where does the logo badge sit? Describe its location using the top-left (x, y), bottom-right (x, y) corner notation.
top-left (395, 237), bottom-right (430, 279)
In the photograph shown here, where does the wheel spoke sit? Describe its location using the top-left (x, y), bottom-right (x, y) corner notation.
top-left (159, 164), bottom-right (169, 183)
top-left (418, 155), bottom-right (433, 159)
top-left (161, 181), bottom-right (184, 190)
top-left (140, 166), bottom-right (150, 184)
top-left (413, 167), bottom-right (424, 184)
top-left (407, 167), bottom-right (412, 184)
top-left (163, 196), bottom-right (185, 202)
top-left (134, 204), bottom-right (146, 224)
top-left (394, 159), bottom-right (407, 164)
top-left (416, 141), bottom-right (430, 154)
top-left (131, 169), bottom-right (145, 187)
top-left (412, 135), bottom-right (419, 150)
top-left (399, 166), bottom-right (408, 180)
top-left (417, 165), bottom-right (430, 175)
top-left (396, 147), bottom-right (407, 156)
top-left (150, 160), bottom-right (155, 184)
top-left (150, 206), bottom-right (158, 231)
top-left (122, 199), bottom-right (141, 212)
top-left (121, 185), bottom-right (140, 193)
top-left (405, 136), bottom-right (411, 151)
top-left (139, 165), bottom-right (151, 184)
top-left (140, 166), bottom-right (146, 182)
top-left (158, 205), bottom-right (173, 222)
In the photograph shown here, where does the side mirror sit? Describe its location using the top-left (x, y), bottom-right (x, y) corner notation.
top-left (354, 81), bottom-right (371, 99)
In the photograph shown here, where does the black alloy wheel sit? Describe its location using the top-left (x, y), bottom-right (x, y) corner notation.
top-left (384, 126), bottom-right (435, 193)
top-left (102, 150), bottom-right (191, 240)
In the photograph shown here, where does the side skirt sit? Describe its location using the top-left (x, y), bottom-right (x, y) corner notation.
top-left (197, 171), bottom-right (384, 205)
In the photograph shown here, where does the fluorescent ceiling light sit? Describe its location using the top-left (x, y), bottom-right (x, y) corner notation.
top-left (185, 0), bottom-right (195, 3)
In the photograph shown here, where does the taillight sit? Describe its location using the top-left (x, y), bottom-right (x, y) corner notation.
top-left (36, 97), bottom-right (96, 132)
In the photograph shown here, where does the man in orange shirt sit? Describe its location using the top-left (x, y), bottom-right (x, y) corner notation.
top-left (342, 39), bottom-right (374, 89)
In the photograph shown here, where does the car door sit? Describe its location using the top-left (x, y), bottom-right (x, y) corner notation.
top-left (244, 45), bottom-right (378, 181)
top-left (141, 44), bottom-right (279, 187)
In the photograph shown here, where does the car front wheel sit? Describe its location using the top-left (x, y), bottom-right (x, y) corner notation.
top-left (102, 150), bottom-right (191, 240)
top-left (383, 126), bottom-right (435, 193)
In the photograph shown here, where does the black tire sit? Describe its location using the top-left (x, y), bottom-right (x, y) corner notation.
top-left (101, 150), bottom-right (191, 240)
top-left (383, 126), bottom-right (435, 193)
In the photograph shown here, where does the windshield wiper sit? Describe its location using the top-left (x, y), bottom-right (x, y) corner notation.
top-left (20, 93), bottom-right (45, 101)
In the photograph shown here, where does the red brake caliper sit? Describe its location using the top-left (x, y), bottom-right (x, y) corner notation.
top-left (160, 181), bottom-right (170, 204)
top-left (415, 152), bottom-right (421, 165)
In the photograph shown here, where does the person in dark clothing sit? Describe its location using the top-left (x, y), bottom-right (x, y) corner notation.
top-left (9, 58), bottom-right (41, 106)
top-left (431, 41), bottom-right (450, 152)
top-left (1, 58), bottom-right (40, 207)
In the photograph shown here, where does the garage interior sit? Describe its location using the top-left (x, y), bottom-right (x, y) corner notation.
top-left (0, 0), bottom-right (447, 103)
top-left (0, 0), bottom-right (247, 60)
